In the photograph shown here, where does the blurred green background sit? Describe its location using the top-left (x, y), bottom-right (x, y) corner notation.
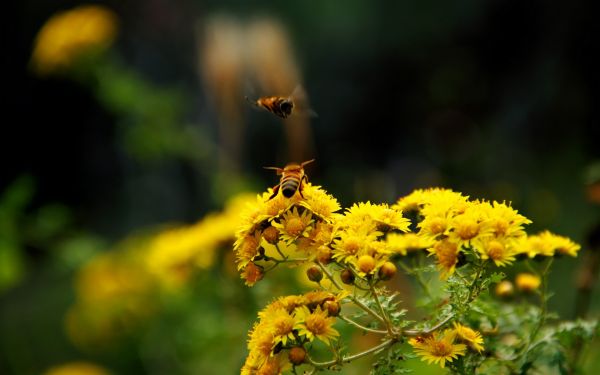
top-left (3, 0), bottom-right (599, 374)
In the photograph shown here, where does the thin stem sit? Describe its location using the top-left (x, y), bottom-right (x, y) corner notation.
top-left (398, 261), bottom-right (433, 298)
top-left (275, 243), bottom-right (287, 259)
top-left (404, 314), bottom-right (454, 337)
top-left (466, 261), bottom-right (486, 303)
top-left (338, 314), bottom-right (388, 334)
top-left (369, 280), bottom-right (394, 336)
top-left (307, 339), bottom-right (396, 369)
top-left (316, 262), bottom-right (386, 324)
top-left (530, 258), bottom-right (554, 342)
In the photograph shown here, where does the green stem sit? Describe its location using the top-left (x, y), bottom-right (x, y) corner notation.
top-left (466, 261), bottom-right (486, 303)
top-left (338, 315), bottom-right (388, 334)
top-left (316, 262), bottom-right (386, 325)
top-left (307, 339), bottom-right (396, 369)
top-left (399, 261), bottom-right (433, 298)
top-left (369, 280), bottom-right (394, 336)
top-left (404, 314), bottom-right (454, 336)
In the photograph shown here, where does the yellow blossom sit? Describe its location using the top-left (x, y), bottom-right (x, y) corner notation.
top-left (428, 238), bottom-right (461, 279)
top-left (31, 5), bottom-right (118, 75)
top-left (294, 306), bottom-right (339, 345)
top-left (515, 273), bottom-right (541, 292)
top-left (475, 237), bottom-right (516, 267)
top-left (452, 322), bottom-right (485, 352)
top-left (299, 183), bottom-right (341, 222)
top-left (409, 329), bottom-right (467, 368)
top-left (386, 232), bottom-right (433, 255)
top-left (271, 207), bottom-right (314, 244)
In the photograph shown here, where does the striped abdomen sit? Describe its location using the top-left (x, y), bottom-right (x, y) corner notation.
top-left (280, 175), bottom-right (301, 197)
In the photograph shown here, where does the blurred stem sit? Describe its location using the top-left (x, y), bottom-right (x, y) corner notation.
top-left (307, 339), bottom-right (396, 369)
top-left (404, 314), bottom-right (454, 336)
top-left (369, 280), bottom-right (394, 336)
top-left (399, 260), bottom-right (432, 299)
top-left (338, 315), bottom-right (387, 334)
top-left (519, 258), bottom-right (553, 365)
top-left (316, 261), bottom-right (385, 324)
top-left (466, 261), bottom-right (486, 303)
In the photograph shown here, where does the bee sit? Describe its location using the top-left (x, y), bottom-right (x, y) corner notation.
top-left (264, 159), bottom-right (315, 200)
top-left (246, 85), bottom-right (317, 119)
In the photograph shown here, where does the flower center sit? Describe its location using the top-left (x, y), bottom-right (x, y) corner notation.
top-left (286, 218), bottom-right (306, 236)
top-left (429, 217), bottom-right (447, 235)
top-left (431, 340), bottom-right (453, 356)
top-left (306, 315), bottom-right (327, 335)
top-left (456, 219), bottom-right (479, 240)
top-left (343, 239), bottom-right (360, 254)
top-left (487, 240), bottom-right (504, 260)
top-left (436, 241), bottom-right (458, 268)
top-left (273, 316), bottom-right (294, 336)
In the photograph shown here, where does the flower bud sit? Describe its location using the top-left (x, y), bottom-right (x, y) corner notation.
top-left (316, 245), bottom-right (332, 264)
top-left (262, 226), bottom-right (279, 244)
top-left (306, 265), bottom-right (323, 283)
top-left (357, 255), bottom-right (376, 274)
top-left (340, 269), bottom-right (355, 285)
top-left (288, 346), bottom-right (306, 365)
top-left (378, 261), bottom-right (397, 281)
top-left (323, 300), bottom-right (341, 316)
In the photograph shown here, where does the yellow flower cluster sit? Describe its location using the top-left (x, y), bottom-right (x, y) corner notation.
top-left (236, 185), bottom-right (582, 284)
top-left (234, 183), bottom-right (340, 285)
top-left (31, 5), bottom-right (118, 75)
top-left (67, 193), bottom-right (254, 347)
top-left (393, 188), bottom-right (581, 278)
top-left (409, 322), bottom-right (484, 368)
top-left (242, 291), bottom-right (343, 374)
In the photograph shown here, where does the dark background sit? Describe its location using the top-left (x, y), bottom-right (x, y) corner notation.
top-left (2, 0), bottom-right (600, 373)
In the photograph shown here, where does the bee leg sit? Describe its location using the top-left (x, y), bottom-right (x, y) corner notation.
top-left (298, 176), bottom-right (308, 198)
top-left (268, 184), bottom-right (280, 200)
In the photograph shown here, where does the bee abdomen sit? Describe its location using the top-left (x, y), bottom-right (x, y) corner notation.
top-left (281, 178), bottom-right (300, 198)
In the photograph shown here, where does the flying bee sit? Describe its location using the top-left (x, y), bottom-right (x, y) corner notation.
top-left (264, 159), bottom-right (315, 200)
top-left (246, 85), bottom-right (317, 119)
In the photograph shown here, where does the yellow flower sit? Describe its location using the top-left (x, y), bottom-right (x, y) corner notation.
top-left (452, 322), bottom-right (485, 352)
top-left (386, 233), bottom-right (433, 255)
top-left (371, 205), bottom-right (411, 232)
top-left (263, 308), bottom-right (297, 346)
top-left (43, 362), bottom-right (111, 375)
top-left (516, 231), bottom-right (580, 258)
top-left (475, 237), bottom-right (516, 267)
top-left (515, 273), bottom-right (541, 292)
top-left (409, 330), bottom-right (467, 368)
top-left (234, 231), bottom-right (263, 270)
top-left (428, 238), bottom-right (461, 279)
top-left (294, 306), bottom-right (339, 345)
top-left (271, 207), bottom-right (314, 244)
top-left (418, 213), bottom-right (451, 241)
top-left (495, 280), bottom-right (514, 297)
top-left (299, 183), bottom-right (341, 222)
top-left (31, 5), bottom-right (118, 75)
top-left (246, 324), bottom-right (275, 368)
top-left (332, 230), bottom-right (376, 263)
top-left (448, 203), bottom-right (495, 250)
top-left (481, 201), bottom-right (531, 239)
top-left (241, 262), bottom-right (264, 286)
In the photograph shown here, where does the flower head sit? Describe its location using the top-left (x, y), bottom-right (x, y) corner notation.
top-left (515, 273), bottom-right (541, 292)
top-left (409, 329), bottom-right (467, 368)
top-left (31, 5), bottom-right (118, 75)
top-left (386, 233), bottom-right (433, 256)
top-left (428, 238), bottom-right (461, 279)
top-left (271, 207), bottom-right (314, 244)
top-left (294, 306), bottom-right (339, 345)
top-left (452, 322), bottom-right (484, 352)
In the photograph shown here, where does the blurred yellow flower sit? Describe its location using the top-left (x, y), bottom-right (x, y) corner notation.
top-left (31, 5), bottom-right (118, 75)
top-left (515, 273), bottom-right (541, 292)
top-left (44, 362), bottom-right (111, 375)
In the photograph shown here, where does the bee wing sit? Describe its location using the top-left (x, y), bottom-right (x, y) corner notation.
top-left (288, 85), bottom-right (318, 118)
